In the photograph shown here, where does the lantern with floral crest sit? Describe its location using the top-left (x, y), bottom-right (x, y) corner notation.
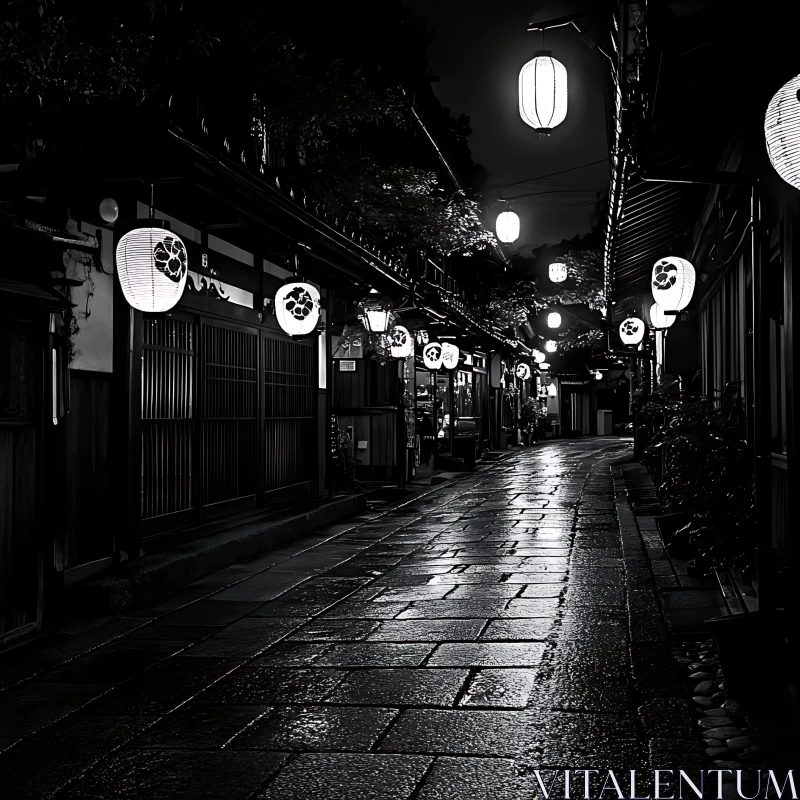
top-left (619, 317), bottom-right (645, 346)
top-left (423, 341), bottom-right (444, 370)
top-left (390, 326), bottom-right (412, 359)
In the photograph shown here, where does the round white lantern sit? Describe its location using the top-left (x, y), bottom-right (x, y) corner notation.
top-left (516, 363), bottom-right (531, 380)
top-left (619, 317), bottom-right (645, 346)
top-left (649, 302), bottom-right (675, 330)
top-left (765, 73), bottom-right (800, 191)
top-left (547, 312), bottom-right (561, 329)
top-left (594, 370), bottom-right (603, 380)
top-left (549, 262), bottom-right (567, 282)
top-left (423, 341), bottom-right (444, 370)
top-left (390, 326), bottom-right (412, 359)
top-left (116, 227), bottom-right (188, 313)
top-left (651, 256), bottom-right (696, 311)
top-left (532, 349), bottom-right (545, 363)
top-left (545, 340), bottom-right (557, 353)
top-left (519, 52), bottom-right (568, 133)
top-left (496, 211), bottom-right (520, 243)
top-left (358, 292), bottom-right (394, 333)
top-left (441, 342), bottom-right (460, 370)
top-left (274, 282), bottom-right (321, 337)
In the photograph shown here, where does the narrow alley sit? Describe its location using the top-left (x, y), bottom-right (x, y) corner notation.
top-left (0, 439), bottom-right (701, 798)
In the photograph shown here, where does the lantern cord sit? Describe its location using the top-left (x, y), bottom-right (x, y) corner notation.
top-left (149, 183), bottom-right (155, 225)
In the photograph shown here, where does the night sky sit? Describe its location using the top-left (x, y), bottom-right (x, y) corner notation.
top-left (405, 0), bottom-right (610, 252)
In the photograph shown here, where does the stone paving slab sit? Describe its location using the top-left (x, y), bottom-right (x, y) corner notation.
top-left (0, 438), bottom-right (703, 797)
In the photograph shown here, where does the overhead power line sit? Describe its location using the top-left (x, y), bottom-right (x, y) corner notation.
top-left (498, 158), bottom-right (609, 191)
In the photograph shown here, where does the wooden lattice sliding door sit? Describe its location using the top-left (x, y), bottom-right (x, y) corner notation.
top-left (141, 315), bottom-right (194, 530)
top-left (262, 332), bottom-right (316, 497)
top-left (140, 314), bottom-right (317, 537)
top-left (201, 320), bottom-right (258, 515)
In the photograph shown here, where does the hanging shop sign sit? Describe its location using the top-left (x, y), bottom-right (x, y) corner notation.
top-left (440, 342), bottom-right (460, 370)
top-left (651, 257), bottom-right (696, 312)
top-left (423, 342), bottom-right (444, 370)
top-left (274, 282), bottom-right (321, 337)
top-left (116, 227), bottom-right (188, 312)
top-left (649, 302), bottom-right (675, 330)
top-left (390, 325), bottom-right (412, 359)
top-left (619, 317), bottom-right (646, 346)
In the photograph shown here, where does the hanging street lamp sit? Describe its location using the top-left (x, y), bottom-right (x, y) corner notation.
top-left (496, 210), bottom-right (521, 243)
top-left (765, 73), bottom-right (800, 191)
top-left (545, 340), bottom-right (557, 353)
top-left (116, 227), bottom-right (189, 313)
top-left (358, 290), bottom-right (394, 333)
top-left (549, 262), bottom-right (568, 282)
top-left (519, 52), bottom-right (568, 134)
top-left (547, 311), bottom-right (562, 329)
top-left (651, 257), bottom-right (696, 312)
top-left (619, 317), bottom-right (646, 346)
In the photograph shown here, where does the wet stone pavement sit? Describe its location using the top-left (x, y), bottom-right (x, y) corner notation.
top-left (0, 438), bottom-right (699, 799)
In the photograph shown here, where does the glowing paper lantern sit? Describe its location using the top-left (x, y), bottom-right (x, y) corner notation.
top-left (532, 349), bottom-right (545, 363)
top-left (516, 363), bottom-right (531, 380)
top-left (415, 329), bottom-right (429, 346)
top-left (547, 312), bottom-right (562, 329)
top-left (765, 73), bottom-right (800, 190)
top-left (545, 340), bottom-right (557, 353)
top-left (547, 382), bottom-right (558, 396)
top-left (358, 292), bottom-right (393, 333)
top-left (390, 326), bottom-right (412, 359)
top-left (651, 257), bottom-right (696, 312)
top-left (594, 370), bottom-right (603, 380)
top-left (649, 302), bottom-right (675, 330)
top-left (423, 342), bottom-right (444, 370)
top-left (441, 342), bottom-right (460, 370)
top-left (99, 198), bottom-right (118, 223)
top-left (496, 211), bottom-right (520, 243)
top-left (116, 227), bottom-right (188, 313)
top-left (519, 53), bottom-right (568, 133)
top-left (549, 262), bottom-right (567, 282)
top-left (274, 282), bottom-right (321, 337)
top-left (619, 317), bottom-right (645, 346)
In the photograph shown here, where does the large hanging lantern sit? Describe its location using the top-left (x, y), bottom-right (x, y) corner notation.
top-left (516, 363), bottom-right (531, 380)
top-left (358, 291), bottom-right (394, 333)
top-left (274, 282), bottom-right (321, 337)
top-left (390, 325), bottom-right (412, 359)
top-left (649, 302), bottom-right (675, 330)
top-left (519, 52), bottom-right (568, 133)
top-left (545, 340), bottom-right (557, 353)
top-left (651, 257), bottom-right (696, 312)
top-left (547, 312), bottom-right (562, 329)
top-left (441, 342), bottom-right (460, 370)
top-left (532, 349), bottom-right (545, 363)
top-left (619, 317), bottom-right (645, 346)
top-left (496, 211), bottom-right (520, 243)
top-left (116, 227), bottom-right (188, 313)
top-left (765, 74), bottom-right (800, 191)
top-left (549, 262), bottom-right (567, 283)
top-left (423, 341), bottom-right (443, 370)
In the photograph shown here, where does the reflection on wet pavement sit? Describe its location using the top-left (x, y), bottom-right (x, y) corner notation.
top-left (0, 439), bottom-right (702, 798)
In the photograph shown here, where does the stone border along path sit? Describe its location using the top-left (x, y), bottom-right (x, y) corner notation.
top-left (0, 438), bottom-right (702, 799)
